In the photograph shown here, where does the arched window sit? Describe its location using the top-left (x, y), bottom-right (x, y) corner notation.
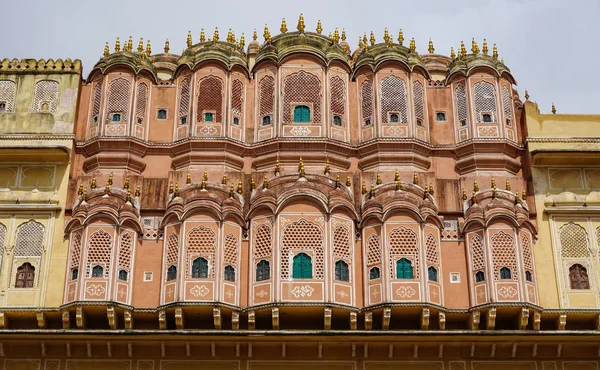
top-left (333, 115), bottom-right (342, 126)
top-left (167, 265), bottom-right (177, 281)
top-left (482, 113), bottom-right (492, 123)
top-left (118, 269), bottom-right (128, 281)
top-left (436, 112), bottom-right (446, 121)
top-left (224, 265), bottom-right (235, 282)
top-left (525, 271), bottom-right (533, 282)
top-left (390, 113), bottom-right (399, 123)
top-left (293, 105), bottom-right (310, 123)
top-left (396, 258), bottom-right (413, 279)
top-left (0, 102), bottom-right (5, 112)
top-left (91, 265), bottom-right (104, 278)
top-left (192, 257), bottom-right (209, 278)
top-left (233, 117), bottom-right (240, 125)
top-left (335, 260), bottom-right (349, 282)
top-left (204, 112), bottom-right (214, 122)
top-left (428, 266), bottom-right (438, 282)
top-left (569, 264), bottom-right (590, 289)
top-left (15, 263), bottom-right (35, 288)
top-left (157, 109), bottom-right (167, 120)
top-left (369, 266), bottom-right (380, 280)
top-left (292, 253), bottom-right (312, 279)
top-left (364, 119), bottom-right (371, 126)
top-left (475, 271), bottom-right (485, 282)
top-left (256, 260), bottom-right (270, 281)
top-left (262, 115), bottom-right (271, 126)
top-left (500, 267), bottom-right (512, 279)
top-left (112, 113), bottom-right (121, 122)
top-left (71, 268), bottom-right (79, 280)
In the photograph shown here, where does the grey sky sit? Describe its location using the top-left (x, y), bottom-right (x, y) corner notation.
top-left (3, 0), bottom-right (599, 114)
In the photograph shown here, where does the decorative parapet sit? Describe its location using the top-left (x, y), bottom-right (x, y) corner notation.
top-left (0, 58), bottom-right (81, 74)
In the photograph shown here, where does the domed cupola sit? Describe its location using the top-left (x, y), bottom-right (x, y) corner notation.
top-left (447, 39), bottom-right (515, 84)
top-left (91, 37), bottom-right (158, 80)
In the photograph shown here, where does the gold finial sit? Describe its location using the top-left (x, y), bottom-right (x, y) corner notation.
top-left (335, 174), bottom-right (341, 189)
top-left (471, 38), bottom-right (479, 54)
top-left (137, 38), bottom-right (144, 53)
top-left (324, 158), bottom-right (330, 175)
top-left (482, 39), bottom-right (488, 55)
top-left (472, 190), bottom-right (478, 204)
top-left (222, 174), bottom-right (227, 185)
top-left (413, 171), bottom-right (418, 185)
top-left (274, 159), bottom-right (280, 176)
top-left (450, 47), bottom-right (456, 59)
top-left (328, 32), bottom-right (332, 41)
top-left (383, 28), bottom-right (390, 44)
top-left (115, 37), bottom-right (121, 52)
top-left (396, 179), bottom-right (402, 191)
top-left (515, 190), bottom-right (520, 204)
top-left (409, 38), bottom-right (416, 53)
top-left (552, 103), bottom-right (557, 114)
top-left (346, 176), bottom-right (351, 187)
top-left (164, 39), bottom-right (170, 53)
top-left (200, 29), bottom-right (206, 43)
top-left (506, 180), bottom-right (511, 191)
top-left (168, 182), bottom-right (174, 194)
top-left (316, 20), bottom-right (322, 34)
top-left (370, 184), bottom-right (375, 198)
top-left (124, 176), bottom-right (130, 190)
top-left (229, 184), bottom-right (235, 198)
top-left (213, 27), bottom-right (219, 44)
top-left (127, 36), bottom-right (133, 51)
top-left (491, 177), bottom-right (496, 189)
top-left (358, 36), bottom-right (364, 48)
top-left (239, 33), bottom-right (245, 49)
top-left (397, 29), bottom-right (404, 45)
top-left (429, 183), bottom-right (434, 195)
top-left (462, 188), bottom-right (467, 201)
top-left (91, 176), bottom-right (97, 189)
top-left (108, 172), bottom-right (113, 186)
top-left (299, 157), bottom-right (305, 178)
top-left (103, 42), bottom-right (110, 57)
top-left (105, 181), bottom-right (111, 195)
top-left (474, 180), bottom-right (479, 192)
top-left (186, 173), bottom-right (191, 185)
top-left (200, 178), bottom-right (206, 190)
top-left (263, 175), bottom-right (268, 189)
top-left (82, 188), bottom-right (87, 202)
top-left (146, 40), bottom-right (152, 56)
top-left (341, 29), bottom-right (346, 41)
top-left (460, 41), bottom-right (467, 56)
top-left (237, 180), bottom-right (243, 194)
top-left (78, 184), bottom-right (84, 196)
top-left (369, 31), bottom-right (375, 46)
top-left (253, 29), bottom-right (257, 41)
top-left (428, 39), bottom-right (434, 53)
top-left (203, 170), bottom-right (208, 182)
top-left (187, 31), bottom-right (192, 48)
top-left (263, 24), bottom-right (271, 42)
top-left (135, 184), bottom-right (140, 197)
top-left (492, 186), bottom-right (498, 198)
top-left (492, 43), bottom-right (498, 59)
top-left (172, 183), bottom-right (178, 196)
top-left (363, 33), bottom-right (368, 48)
top-left (226, 29), bottom-right (232, 43)
top-left (376, 173), bottom-right (382, 185)
top-left (297, 13), bottom-right (305, 33)
top-left (280, 18), bottom-right (288, 33)
top-left (251, 177), bottom-right (256, 190)
top-left (394, 170), bottom-right (400, 182)
top-left (362, 181), bottom-right (367, 195)
top-left (524, 90), bottom-right (530, 100)
top-left (333, 28), bottom-right (340, 44)
top-left (126, 187), bottom-right (131, 202)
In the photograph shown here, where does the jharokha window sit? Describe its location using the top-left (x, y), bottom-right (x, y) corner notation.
top-left (292, 253), bottom-right (312, 279)
top-left (15, 262), bottom-right (35, 288)
top-left (569, 264), bottom-right (590, 289)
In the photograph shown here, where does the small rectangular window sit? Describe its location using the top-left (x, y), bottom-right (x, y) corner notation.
top-left (436, 112), bottom-right (446, 121)
top-left (0, 102), bottom-right (6, 112)
top-left (157, 109), bottom-right (167, 120)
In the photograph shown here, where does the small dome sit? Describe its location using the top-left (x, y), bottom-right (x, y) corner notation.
top-left (0, 188), bottom-right (17, 204)
top-left (543, 193), bottom-right (554, 207)
top-left (553, 191), bottom-right (585, 207)
top-left (248, 40), bottom-right (260, 54)
top-left (19, 188), bottom-right (49, 204)
top-left (585, 191), bottom-right (600, 206)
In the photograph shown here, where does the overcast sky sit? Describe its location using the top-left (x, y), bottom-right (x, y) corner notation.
top-left (3, 0), bottom-right (599, 114)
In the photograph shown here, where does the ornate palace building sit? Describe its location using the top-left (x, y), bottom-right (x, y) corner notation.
top-left (0, 14), bottom-right (599, 370)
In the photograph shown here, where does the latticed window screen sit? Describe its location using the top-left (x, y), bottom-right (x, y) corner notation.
top-left (118, 233), bottom-right (133, 273)
top-left (455, 84), bottom-right (468, 122)
top-left (223, 233), bottom-right (239, 269)
top-left (361, 79), bottom-right (373, 124)
top-left (425, 234), bottom-right (439, 266)
top-left (473, 81), bottom-right (497, 123)
top-left (333, 225), bottom-right (351, 260)
top-left (231, 79), bottom-right (244, 117)
top-left (413, 80), bottom-right (425, 120)
top-left (281, 219), bottom-right (324, 280)
top-left (259, 75), bottom-right (275, 119)
top-left (166, 232), bottom-right (179, 268)
top-left (388, 226), bottom-right (419, 279)
top-left (502, 86), bottom-right (512, 119)
top-left (521, 234), bottom-right (534, 277)
top-left (471, 234), bottom-right (485, 274)
top-left (14, 221), bottom-right (45, 257)
top-left (186, 226), bottom-right (216, 278)
top-left (380, 76), bottom-right (408, 123)
top-left (282, 71), bottom-right (322, 123)
top-left (559, 222), bottom-right (590, 258)
top-left (366, 234), bottom-right (381, 265)
top-left (86, 229), bottom-right (112, 278)
top-left (91, 83), bottom-right (102, 121)
top-left (0, 223), bottom-right (6, 274)
top-left (33, 80), bottom-right (59, 112)
top-left (253, 224), bottom-right (272, 259)
top-left (178, 77), bottom-right (191, 122)
top-left (107, 78), bottom-right (131, 120)
top-left (0, 80), bottom-right (17, 112)
top-left (69, 231), bottom-right (83, 270)
top-left (491, 231), bottom-right (518, 281)
top-left (329, 76), bottom-right (346, 119)
top-left (136, 83), bottom-right (148, 119)
top-left (197, 76), bottom-right (223, 122)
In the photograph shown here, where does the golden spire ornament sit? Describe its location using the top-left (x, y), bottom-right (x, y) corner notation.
top-left (324, 158), bottom-right (330, 175)
top-left (376, 173), bottom-right (382, 185)
top-left (251, 177), bottom-right (256, 190)
top-left (398, 29), bottom-right (404, 45)
top-left (413, 171), bottom-right (418, 185)
top-left (127, 36), bottom-right (133, 51)
top-left (174, 184), bottom-right (179, 197)
top-left (341, 29), bottom-right (346, 41)
top-left (369, 31), bottom-right (375, 46)
top-left (253, 29), bottom-right (257, 41)
top-left (226, 29), bottom-right (232, 43)
top-left (460, 41), bottom-right (467, 56)
top-left (115, 37), bottom-right (121, 52)
top-left (82, 188), bottom-right (87, 202)
top-left (240, 33), bottom-right (245, 49)
top-left (363, 33), bottom-right (368, 48)
top-left (316, 20), bottom-right (322, 34)
top-left (383, 28), bottom-right (390, 44)
top-left (137, 38), bottom-right (144, 53)
top-left (280, 18), bottom-right (288, 33)
top-left (428, 39), bottom-right (434, 53)
top-left (362, 181), bottom-right (367, 195)
top-left (237, 180), bottom-right (243, 194)
top-left (515, 190), bottom-right (520, 204)
top-left (78, 184), bottom-right (84, 196)
top-left (229, 184), bottom-right (235, 198)
top-left (482, 39), bottom-right (488, 55)
top-left (491, 177), bottom-right (496, 189)
top-left (395, 170), bottom-right (400, 182)
top-left (346, 176), bottom-right (351, 187)
top-left (186, 173), bottom-right (191, 185)
top-left (91, 176), bottom-right (97, 189)
top-left (274, 158), bottom-right (280, 176)
top-left (471, 38), bottom-right (479, 54)
top-left (506, 180), bottom-right (511, 191)
top-left (429, 183), bottom-right (434, 195)
top-left (124, 176), bottom-right (130, 190)
top-left (213, 27), bottom-right (219, 44)
top-left (370, 184), bottom-right (375, 198)
top-left (187, 31), bottom-right (192, 48)
top-left (263, 175), bottom-right (268, 189)
top-left (108, 172), bottom-right (113, 186)
top-left (299, 157), bottom-right (305, 178)
top-left (126, 187), bottom-right (131, 202)
top-left (522, 189), bottom-right (527, 201)
top-left (358, 37), bottom-right (364, 48)
top-left (552, 103), bottom-right (557, 114)
top-left (409, 38), bottom-right (416, 53)
top-left (493, 43), bottom-right (498, 59)
top-left (472, 190), bottom-right (477, 204)
top-left (105, 181), bottom-right (110, 195)
top-left (104, 42), bottom-right (110, 57)
top-left (297, 13), bottom-right (305, 33)
top-left (333, 28), bottom-right (340, 44)
top-left (263, 24), bottom-right (271, 42)
top-left (474, 180), bottom-right (479, 192)
top-left (450, 47), bottom-right (456, 59)
top-left (396, 179), bottom-right (402, 191)
top-left (462, 188), bottom-right (467, 201)
top-left (335, 174), bottom-right (341, 189)
top-left (524, 90), bottom-right (530, 100)
top-left (164, 39), bottom-right (170, 53)
top-left (200, 178), bottom-right (206, 190)
top-left (146, 40), bottom-right (151, 56)
top-left (203, 170), bottom-right (208, 182)
top-left (168, 182), bottom-right (174, 194)
top-left (200, 29), bottom-right (206, 43)
top-left (222, 174), bottom-right (227, 185)
top-left (135, 184), bottom-right (140, 197)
